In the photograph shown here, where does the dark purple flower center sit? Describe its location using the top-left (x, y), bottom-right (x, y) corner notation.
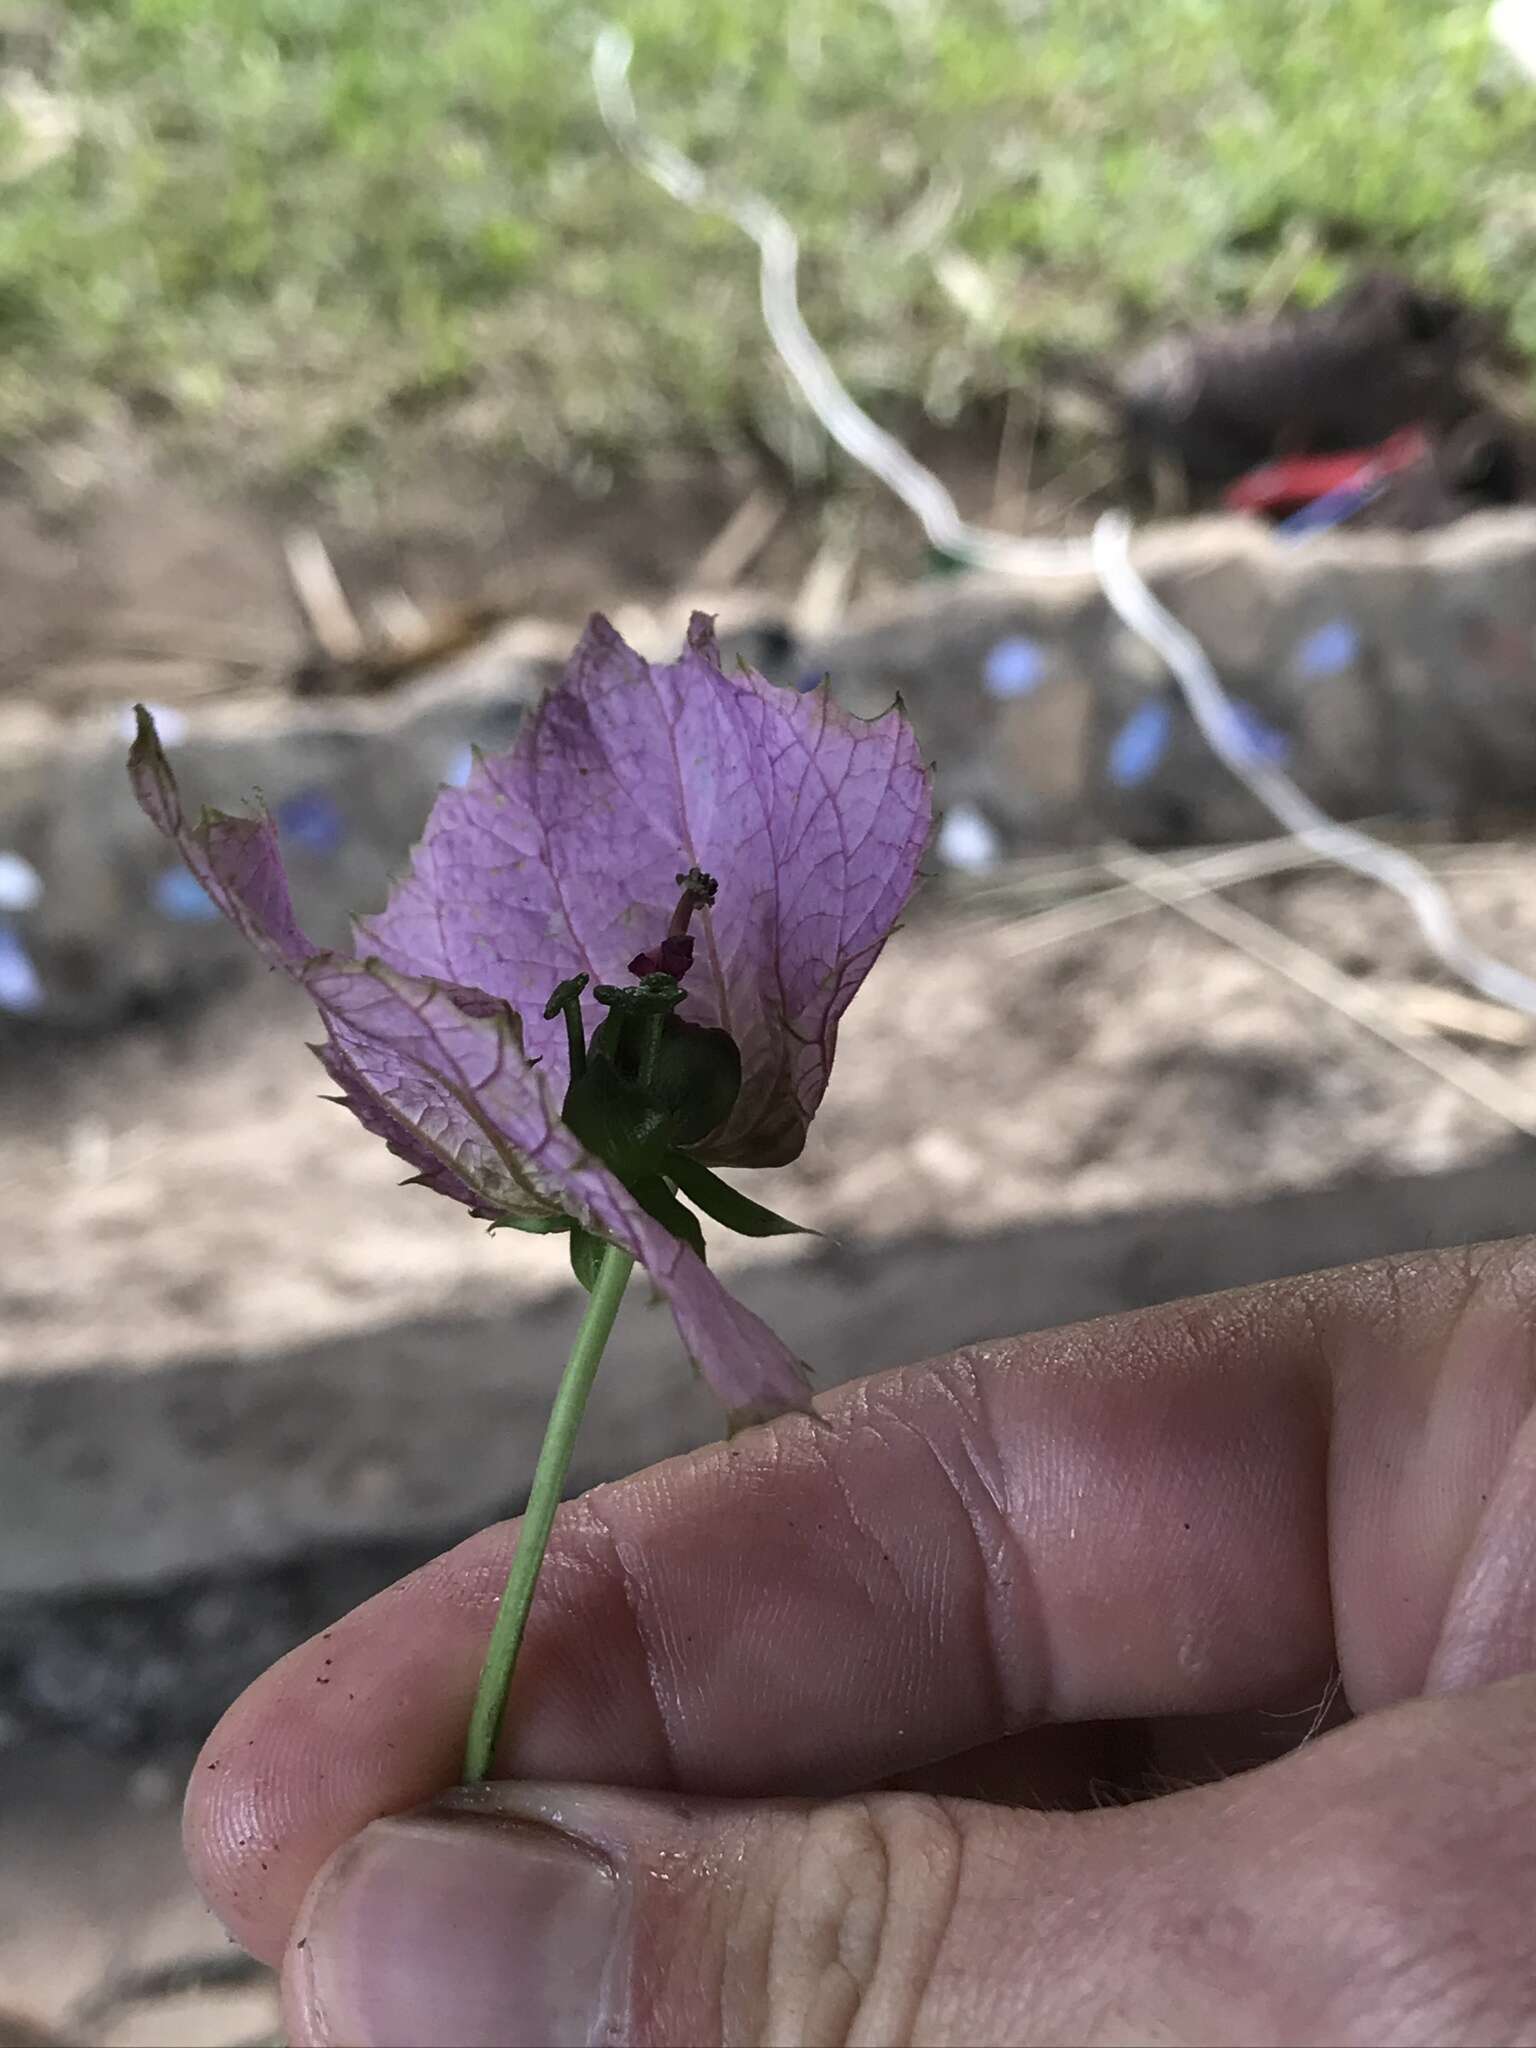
top-left (628, 933), bottom-right (695, 981)
top-left (627, 868), bottom-right (718, 981)
top-left (541, 868), bottom-right (736, 1153)
top-left (529, 867), bottom-right (803, 1269)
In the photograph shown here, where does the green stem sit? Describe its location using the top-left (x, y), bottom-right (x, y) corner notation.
top-left (462, 1241), bottom-right (635, 1783)
top-left (559, 997), bottom-right (587, 1083)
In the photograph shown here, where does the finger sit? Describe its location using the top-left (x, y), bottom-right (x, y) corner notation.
top-left (281, 1674), bottom-right (1536, 2047)
top-left (187, 1241), bottom-right (1536, 1964)
top-left (884, 1682), bottom-right (1354, 1807)
top-left (1426, 1392), bottom-right (1536, 1695)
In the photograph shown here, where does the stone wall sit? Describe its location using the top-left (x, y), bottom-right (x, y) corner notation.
top-left (5, 510), bottom-right (1536, 1033)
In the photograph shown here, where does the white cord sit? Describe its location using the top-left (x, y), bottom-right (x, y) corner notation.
top-left (1091, 515), bottom-right (1536, 1017)
top-left (593, 24), bottom-right (1090, 579)
top-left (594, 23), bottom-right (1536, 1023)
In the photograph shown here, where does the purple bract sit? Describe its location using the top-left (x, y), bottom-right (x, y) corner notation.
top-left (130, 614), bottom-right (930, 1423)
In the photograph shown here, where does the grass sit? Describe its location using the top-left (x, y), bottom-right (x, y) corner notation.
top-left (1, 0), bottom-right (1534, 484)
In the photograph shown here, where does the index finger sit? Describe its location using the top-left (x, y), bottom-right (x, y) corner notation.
top-left (187, 1240), bottom-right (1536, 1964)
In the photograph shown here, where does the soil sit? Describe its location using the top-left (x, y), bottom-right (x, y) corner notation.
top-left (6, 430), bottom-right (1536, 2048)
top-left (0, 1740), bottom-right (277, 2047)
top-left (7, 853), bottom-right (1536, 1384)
top-left (0, 405), bottom-right (1111, 718)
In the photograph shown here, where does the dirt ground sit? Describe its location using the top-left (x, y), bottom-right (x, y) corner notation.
top-left (7, 849), bottom-right (1536, 1385)
top-left (0, 404), bottom-right (1115, 722)
top-left (7, 844), bottom-right (1536, 2048)
top-left (7, 437), bottom-right (1536, 2048)
top-left (0, 1741), bottom-right (277, 2047)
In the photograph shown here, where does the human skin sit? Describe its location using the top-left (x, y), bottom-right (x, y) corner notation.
top-left (185, 1241), bottom-right (1536, 2046)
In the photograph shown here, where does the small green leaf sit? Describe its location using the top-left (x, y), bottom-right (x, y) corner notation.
top-left (489, 1213), bottom-right (573, 1234)
top-left (667, 1154), bottom-right (813, 1238)
top-left (628, 1173), bottom-right (708, 1263)
top-left (562, 1051), bottom-right (674, 1182)
top-left (569, 1224), bottom-right (608, 1292)
top-left (647, 1020), bottom-right (741, 1145)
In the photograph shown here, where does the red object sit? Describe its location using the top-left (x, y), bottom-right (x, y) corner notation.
top-left (1223, 426), bottom-right (1429, 515)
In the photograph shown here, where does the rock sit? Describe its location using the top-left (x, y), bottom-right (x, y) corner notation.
top-left (0, 657), bottom-right (534, 1032)
top-left (8, 512), bottom-right (1536, 1033)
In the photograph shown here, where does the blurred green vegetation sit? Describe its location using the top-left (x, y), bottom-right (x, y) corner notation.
top-left (1, 0), bottom-right (1532, 480)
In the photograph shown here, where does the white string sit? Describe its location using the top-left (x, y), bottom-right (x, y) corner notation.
top-left (593, 24), bottom-right (1536, 1024)
top-left (1091, 516), bottom-right (1536, 1017)
top-left (1104, 844), bottom-right (1536, 1136)
top-left (592, 25), bottom-right (1089, 579)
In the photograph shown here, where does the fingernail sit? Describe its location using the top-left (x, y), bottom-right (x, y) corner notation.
top-left (287, 1803), bottom-right (628, 2046)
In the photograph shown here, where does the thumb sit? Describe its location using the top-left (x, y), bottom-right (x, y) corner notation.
top-left (282, 1676), bottom-right (1536, 2047)
top-left (280, 1780), bottom-right (1125, 2047)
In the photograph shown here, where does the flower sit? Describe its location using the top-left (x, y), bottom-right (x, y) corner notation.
top-left (129, 613), bottom-right (931, 1423)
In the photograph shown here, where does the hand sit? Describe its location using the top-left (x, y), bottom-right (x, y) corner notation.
top-left (185, 1243), bottom-right (1536, 2046)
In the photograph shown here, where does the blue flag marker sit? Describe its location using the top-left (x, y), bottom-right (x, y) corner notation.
top-left (276, 790), bottom-right (346, 856)
top-left (1216, 699), bottom-right (1292, 767)
top-left (1108, 698), bottom-right (1174, 788)
top-left (1277, 478), bottom-right (1382, 538)
top-left (936, 802), bottom-right (1002, 874)
top-left (1294, 618), bottom-right (1361, 680)
top-left (0, 925), bottom-right (43, 1013)
top-left (0, 851), bottom-right (42, 914)
top-left (983, 635), bottom-right (1046, 700)
top-left (153, 866), bottom-right (222, 923)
